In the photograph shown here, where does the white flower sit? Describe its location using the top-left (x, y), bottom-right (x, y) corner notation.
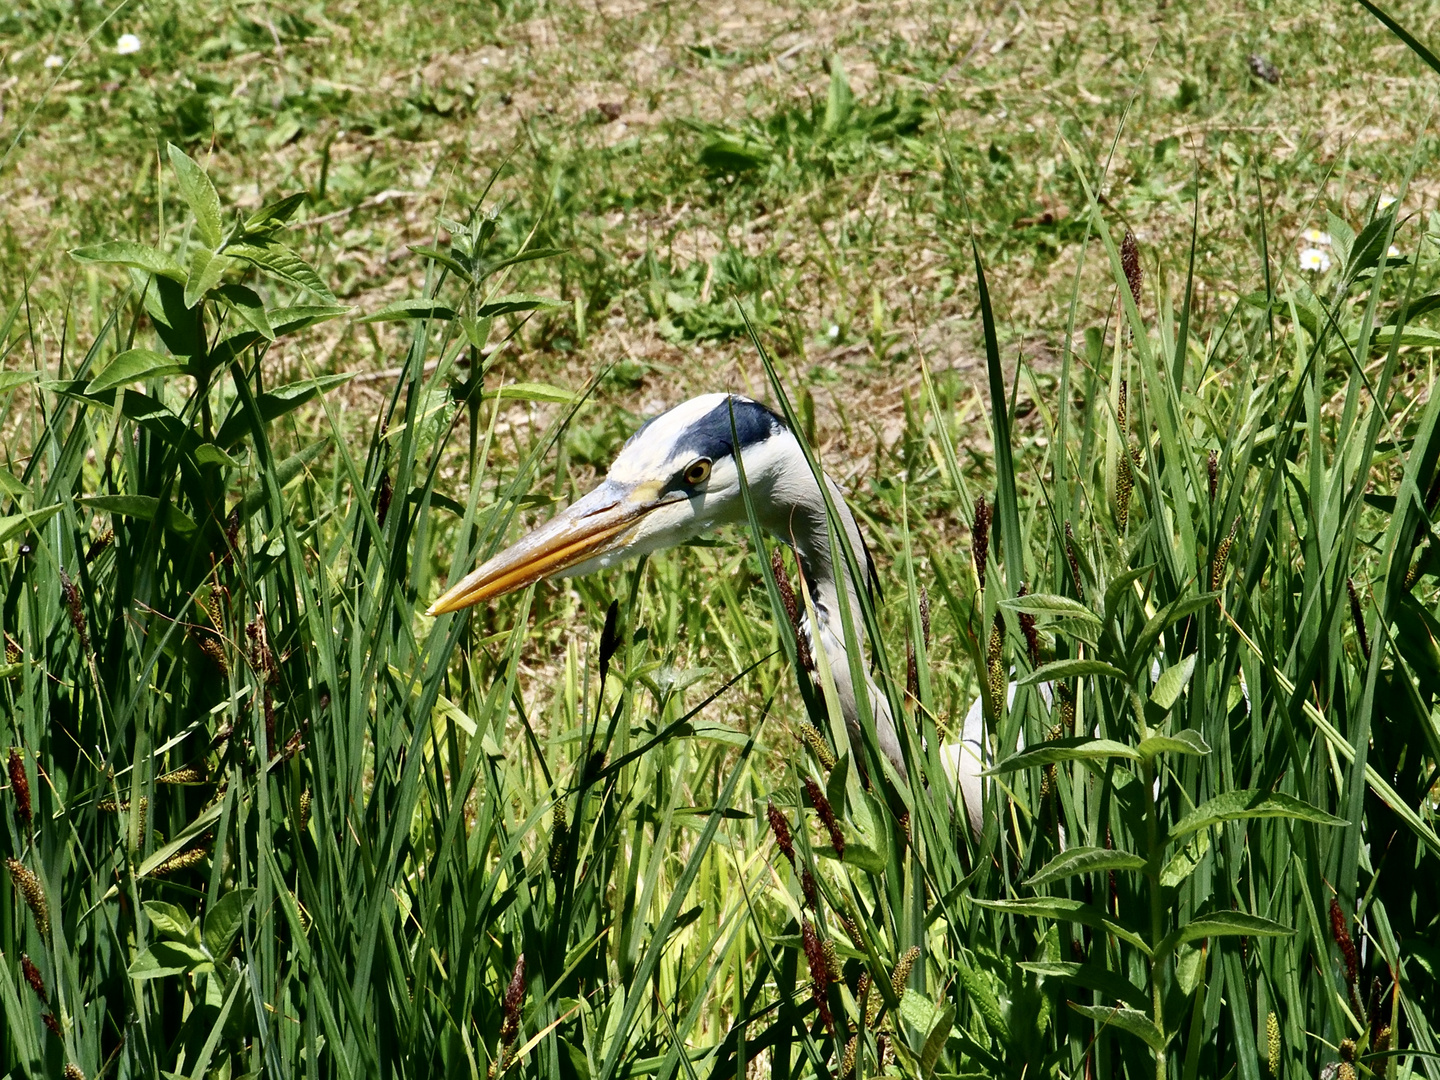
top-left (1299, 247), bottom-right (1331, 273)
top-left (1302, 227), bottom-right (1332, 246)
top-left (116, 33), bottom-right (141, 55)
top-left (1389, 245), bottom-right (1401, 258)
top-left (1379, 194), bottom-right (1397, 211)
top-left (43, 53), bottom-right (65, 69)
top-left (827, 324), bottom-right (840, 339)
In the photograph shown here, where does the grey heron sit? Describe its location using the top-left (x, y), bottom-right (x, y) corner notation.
top-left (426, 392), bottom-right (914, 788)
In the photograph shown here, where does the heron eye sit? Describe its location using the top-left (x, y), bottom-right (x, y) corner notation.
top-left (684, 459), bottom-right (712, 486)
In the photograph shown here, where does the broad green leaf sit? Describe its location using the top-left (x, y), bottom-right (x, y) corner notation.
top-left (168, 144), bottom-right (224, 248)
top-left (972, 897), bottom-right (1150, 954)
top-left (236, 439), bottom-right (330, 518)
top-left (698, 138), bottom-right (769, 173)
top-left (211, 283), bottom-right (273, 341)
top-left (1170, 790), bottom-right (1346, 839)
top-left (823, 56), bottom-right (854, 134)
top-left (1023, 845), bottom-right (1146, 888)
top-left (1136, 729), bottom-right (1210, 761)
top-left (474, 293), bottom-right (565, 318)
top-left (71, 241), bottom-right (186, 282)
top-left (489, 381), bottom-right (577, 404)
top-left (920, 1002), bottom-right (955, 1077)
top-left (0, 371), bottom-right (40, 393)
top-left (407, 245), bottom-right (473, 283)
top-left (1150, 653), bottom-right (1197, 711)
top-left (1175, 944), bottom-right (1205, 996)
top-left (357, 298), bottom-right (457, 323)
top-left (1102, 563), bottom-right (1155, 629)
top-left (1018, 961), bottom-right (1149, 1011)
top-left (1002, 591), bottom-right (1102, 626)
top-left (81, 494), bottom-right (198, 535)
top-left (476, 247), bottom-right (568, 279)
top-left (148, 940), bottom-right (212, 973)
top-left (203, 888), bottom-right (253, 959)
top-left (1020, 657), bottom-right (1129, 687)
top-left (899, 988), bottom-right (937, 1032)
top-left (216, 376), bottom-right (353, 448)
top-left (241, 191), bottom-right (306, 233)
top-left (185, 248), bottom-right (235, 309)
top-left (1127, 594), bottom-right (1219, 675)
top-left (1156, 911), bottom-right (1293, 960)
top-left (226, 242), bottom-right (336, 302)
top-left (1068, 1003), bottom-right (1166, 1051)
top-left (269, 303), bottom-right (350, 337)
top-left (459, 315), bottom-right (492, 350)
top-left (127, 947), bottom-right (190, 980)
top-left (0, 504), bottom-right (63, 544)
top-left (87, 349), bottom-right (193, 394)
top-left (143, 899), bottom-right (193, 939)
top-left (990, 737), bottom-right (1139, 774)
top-left (840, 841), bottom-right (886, 874)
top-left (953, 953), bottom-right (1009, 1042)
top-left (1159, 828), bottom-right (1210, 888)
top-left (0, 470), bottom-right (26, 500)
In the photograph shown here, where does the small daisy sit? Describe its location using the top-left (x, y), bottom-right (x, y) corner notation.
top-left (1379, 194), bottom-right (1397, 211)
top-left (115, 33), bottom-right (141, 55)
top-left (43, 53), bottom-right (64, 69)
top-left (1299, 247), bottom-right (1331, 273)
top-left (1302, 227), bottom-right (1332, 246)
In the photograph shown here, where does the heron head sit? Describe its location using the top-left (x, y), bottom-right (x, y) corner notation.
top-left (426, 393), bottom-right (787, 615)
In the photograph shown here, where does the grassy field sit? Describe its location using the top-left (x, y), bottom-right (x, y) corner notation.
top-left (3, 0), bottom-right (1440, 1077)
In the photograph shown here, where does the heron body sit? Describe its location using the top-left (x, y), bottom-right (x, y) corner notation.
top-left (428, 393), bottom-right (908, 783)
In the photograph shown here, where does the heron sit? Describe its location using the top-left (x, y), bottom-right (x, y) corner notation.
top-left (426, 392), bottom-right (920, 791)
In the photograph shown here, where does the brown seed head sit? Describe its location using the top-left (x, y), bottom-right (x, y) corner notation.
top-left (1121, 230), bottom-right (1143, 310)
top-left (21, 954), bottom-right (47, 1003)
top-left (772, 547), bottom-right (814, 672)
top-left (64, 1065), bottom-right (85, 1080)
top-left (1207, 449), bottom-right (1218, 502)
top-left (1017, 583), bottom-right (1040, 667)
top-left (1347, 578), bottom-right (1370, 661)
top-left (299, 788), bottom-right (312, 834)
top-left (60, 570), bottom-right (88, 653)
top-left (9, 748), bottom-right (31, 829)
top-left (803, 777), bottom-right (844, 857)
top-left (1330, 899), bottom-right (1358, 990)
top-left (84, 528), bottom-right (114, 563)
top-left (767, 801), bottom-right (796, 867)
top-left (7, 858), bottom-right (48, 935)
top-left (158, 763), bottom-right (207, 784)
top-left (501, 953), bottom-right (526, 1048)
top-left (376, 469), bottom-right (393, 528)
top-left (801, 919), bottom-right (834, 1035)
top-left (1212, 516), bottom-right (1240, 592)
top-left (801, 868), bottom-right (818, 910)
top-left (919, 584), bottom-right (930, 650)
top-left (4, 633), bottom-right (19, 665)
top-left (42, 1013), bottom-right (62, 1038)
top-left (972, 496), bottom-right (991, 590)
top-left (1064, 521), bottom-right (1084, 601)
top-left (841, 1035), bottom-right (857, 1078)
top-left (891, 945), bottom-right (921, 996)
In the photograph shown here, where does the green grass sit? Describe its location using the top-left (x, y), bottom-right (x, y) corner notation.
top-left (4, 1), bottom-right (1440, 1078)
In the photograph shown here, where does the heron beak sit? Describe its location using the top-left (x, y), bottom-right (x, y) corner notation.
top-left (425, 482), bottom-right (665, 615)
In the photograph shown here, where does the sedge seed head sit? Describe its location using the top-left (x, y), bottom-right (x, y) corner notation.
top-left (9, 748), bottom-right (31, 829)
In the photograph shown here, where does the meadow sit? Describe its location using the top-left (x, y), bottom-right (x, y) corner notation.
top-left (2, 0), bottom-right (1440, 1077)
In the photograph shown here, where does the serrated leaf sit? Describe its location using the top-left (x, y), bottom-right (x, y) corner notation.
top-left (143, 899), bottom-right (194, 939)
top-left (357, 298), bottom-right (456, 323)
top-left (1023, 845), bottom-right (1146, 888)
top-left (1135, 729), bottom-right (1210, 761)
top-left (185, 248), bottom-right (235, 309)
top-left (1149, 653), bottom-right (1197, 711)
top-left (1067, 1003), bottom-right (1166, 1051)
top-left (71, 241), bottom-right (186, 282)
top-left (87, 349), bottom-right (194, 394)
top-left (990, 736), bottom-right (1139, 774)
top-left (1020, 658), bottom-right (1129, 687)
top-left (972, 897), bottom-right (1150, 954)
top-left (475, 293), bottom-right (565, 318)
top-left (168, 144), bottom-right (224, 248)
top-left (211, 283), bottom-right (273, 340)
top-left (1169, 790), bottom-right (1346, 839)
top-left (226, 242), bottom-right (335, 302)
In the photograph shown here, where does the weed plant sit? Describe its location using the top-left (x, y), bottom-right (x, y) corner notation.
top-left (4, 16), bottom-right (1440, 1080)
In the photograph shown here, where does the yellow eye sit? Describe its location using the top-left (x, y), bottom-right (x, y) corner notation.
top-left (684, 459), bottom-right (712, 485)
